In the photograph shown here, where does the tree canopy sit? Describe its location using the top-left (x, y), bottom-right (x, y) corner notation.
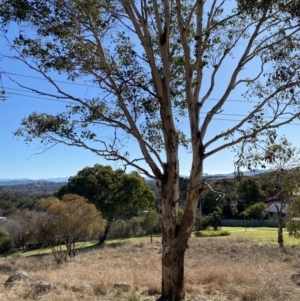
top-left (31, 194), bottom-right (103, 262)
top-left (287, 196), bottom-right (300, 239)
top-left (56, 164), bottom-right (156, 243)
top-left (237, 179), bottom-right (264, 207)
top-left (2, 0), bottom-right (300, 299)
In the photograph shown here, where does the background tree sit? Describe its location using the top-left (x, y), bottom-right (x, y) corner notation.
top-left (200, 207), bottom-right (222, 230)
top-left (222, 202), bottom-right (238, 219)
top-left (287, 195), bottom-right (300, 239)
top-left (236, 137), bottom-right (300, 247)
top-left (243, 202), bottom-right (266, 220)
top-left (143, 209), bottom-right (160, 243)
top-left (2, 1), bottom-right (300, 299)
top-left (56, 164), bottom-right (155, 244)
top-left (31, 194), bottom-right (103, 262)
top-left (0, 230), bottom-right (14, 258)
top-left (201, 191), bottom-right (222, 216)
top-left (35, 197), bottom-right (60, 212)
top-left (237, 179), bottom-right (264, 213)
top-left (3, 211), bottom-right (32, 249)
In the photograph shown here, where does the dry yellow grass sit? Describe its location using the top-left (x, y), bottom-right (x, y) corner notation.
top-left (0, 237), bottom-right (300, 300)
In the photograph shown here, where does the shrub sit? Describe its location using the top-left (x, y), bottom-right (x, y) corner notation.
top-left (0, 230), bottom-right (15, 257)
top-left (243, 202), bottom-right (266, 220)
top-left (200, 208), bottom-right (222, 230)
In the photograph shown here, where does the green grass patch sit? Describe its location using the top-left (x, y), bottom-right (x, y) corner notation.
top-left (221, 226), bottom-right (300, 245)
top-left (14, 236), bottom-right (161, 257)
top-left (9, 226), bottom-right (300, 258)
top-left (195, 230), bottom-right (231, 237)
top-left (15, 240), bottom-right (99, 257)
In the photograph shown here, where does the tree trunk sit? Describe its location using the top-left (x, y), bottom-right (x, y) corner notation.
top-left (160, 233), bottom-right (187, 300)
top-left (278, 210), bottom-right (284, 247)
top-left (159, 172), bottom-right (197, 300)
top-left (278, 223), bottom-right (284, 247)
top-left (275, 203), bottom-right (284, 247)
top-left (98, 221), bottom-right (111, 245)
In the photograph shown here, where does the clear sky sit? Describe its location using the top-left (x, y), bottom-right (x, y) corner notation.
top-left (1, 16), bottom-right (300, 180)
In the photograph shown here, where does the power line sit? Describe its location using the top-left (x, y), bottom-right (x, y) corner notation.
top-left (6, 91), bottom-right (72, 104)
top-left (1, 72), bottom-right (258, 104)
top-left (4, 86), bottom-right (300, 124)
top-left (3, 72), bottom-right (99, 88)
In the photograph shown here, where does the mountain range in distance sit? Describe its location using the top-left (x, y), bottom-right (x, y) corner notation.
top-left (0, 178), bottom-right (69, 186)
top-left (0, 170), bottom-right (270, 186)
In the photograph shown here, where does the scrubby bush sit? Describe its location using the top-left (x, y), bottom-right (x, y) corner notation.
top-left (200, 208), bottom-right (222, 230)
top-left (0, 230), bottom-right (15, 257)
top-left (243, 202), bottom-right (266, 220)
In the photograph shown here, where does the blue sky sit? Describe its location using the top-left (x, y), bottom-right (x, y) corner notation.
top-left (1, 16), bottom-right (300, 180)
top-left (1, 63), bottom-right (298, 180)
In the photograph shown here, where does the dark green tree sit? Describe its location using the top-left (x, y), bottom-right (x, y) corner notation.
top-left (201, 191), bottom-right (221, 215)
top-left (0, 230), bottom-right (14, 258)
top-left (222, 202), bottom-right (238, 219)
top-left (3, 1), bottom-right (300, 299)
top-left (237, 179), bottom-right (264, 211)
top-left (56, 164), bottom-right (155, 244)
top-left (243, 202), bottom-right (266, 220)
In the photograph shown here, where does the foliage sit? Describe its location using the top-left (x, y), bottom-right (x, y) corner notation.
top-left (237, 179), bottom-right (264, 208)
top-left (287, 196), bottom-right (300, 239)
top-left (0, 183), bottom-right (65, 216)
top-left (0, 229), bottom-right (14, 257)
top-left (222, 203), bottom-right (238, 219)
top-left (243, 202), bottom-right (266, 220)
top-left (3, 0), bottom-right (300, 298)
top-left (236, 136), bottom-right (300, 246)
top-left (201, 191), bottom-right (222, 215)
top-left (56, 164), bottom-right (155, 243)
top-left (31, 194), bottom-right (103, 262)
top-left (201, 207), bottom-right (222, 231)
top-left (57, 165), bottom-right (155, 221)
top-left (142, 209), bottom-right (160, 243)
top-left (128, 216), bottom-right (144, 237)
top-left (36, 196), bottom-right (60, 211)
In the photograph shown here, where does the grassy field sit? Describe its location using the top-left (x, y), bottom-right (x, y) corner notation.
top-left (16, 226), bottom-right (300, 258)
top-left (221, 226), bottom-right (300, 245)
top-left (0, 228), bottom-right (299, 300)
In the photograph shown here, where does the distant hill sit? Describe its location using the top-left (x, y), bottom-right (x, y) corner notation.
top-left (145, 170), bottom-right (270, 183)
top-left (206, 169), bottom-right (271, 179)
top-left (0, 179), bottom-right (68, 197)
top-left (0, 178), bottom-right (69, 186)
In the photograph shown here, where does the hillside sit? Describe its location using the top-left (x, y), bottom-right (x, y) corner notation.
top-left (0, 181), bottom-right (66, 196)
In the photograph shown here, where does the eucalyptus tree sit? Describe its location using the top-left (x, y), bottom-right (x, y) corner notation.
top-left (2, 0), bottom-right (300, 299)
top-left (235, 136), bottom-right (300, 247)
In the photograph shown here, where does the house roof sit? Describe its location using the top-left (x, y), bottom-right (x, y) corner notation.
top-left (266, 203), bottom-right (288, 213)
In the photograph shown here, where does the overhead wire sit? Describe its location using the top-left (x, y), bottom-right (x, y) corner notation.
top-left (0, 74), bottom-right (6, 100)
top-left (2, 71), bottom-right (258, 104)
top-left (3, 85), bottom-right (300, 124)
top-left (2, 72), bottom-right (300, 125)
